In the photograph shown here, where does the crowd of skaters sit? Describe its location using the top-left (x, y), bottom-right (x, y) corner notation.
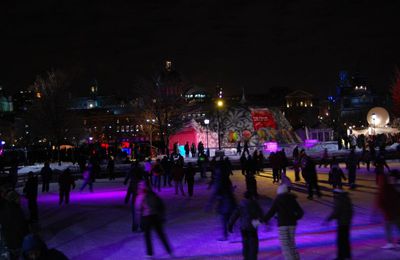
top-left (1, 142), bottom-right (400, 259)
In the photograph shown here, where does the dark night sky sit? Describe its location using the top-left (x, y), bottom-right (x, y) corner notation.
top-left (1, 0), bottom-right (400, 97)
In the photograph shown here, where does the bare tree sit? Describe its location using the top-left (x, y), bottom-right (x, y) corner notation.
top-left (134, 63), bottom-right (189, 154)
top-left (27, 70), bottom-right (83, 163)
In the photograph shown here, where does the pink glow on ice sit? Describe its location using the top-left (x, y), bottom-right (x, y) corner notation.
top-left (304, 139), bottom-right (318, 148)
top-left (264, 142), bottom-right (278, 152)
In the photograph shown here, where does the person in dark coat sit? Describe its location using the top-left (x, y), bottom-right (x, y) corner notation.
top-left (243, 140), bottom-right (250, 156)
top-left (346, 149), bottom-right (358, 189)
top-left (184, 142), bottom-right (190, 158)
top-left (124, 161), bottom-right (144, 232)
top-left (258, 151), bottom-right (265, 172)
top-left (292, 146), bottom-right (299, 160)
top-left (263, 184), bottom-right (303, 260)
top-left (107, 155), bottom-right (115, 180)
top-left (172, 162), bottom-right (185, 196)
top-left (90, 157), bottom-right (101, 182)
top-left (237, 141), bottom-right (242, 155)
top-left (252, 150), bottom-right (260, 175)
top-left (278, 149), bottom-right (288, 179)
top-left (23, 172), bottom-right (39, 223)
top-left (244, 156), bottom-right (258, 199)
top-left (197, 141), bottom-right (204, 156)
top-left (303, 156), bottom-right (322, 200)
top-left (190, 143), bottom-right (196, 158)
top-left (124, 161), bottom-right (144, 204)
top-left (269, 152), bottom-right (280, 183)
top-left (161, 156), bottom-right (172, 187)
top-left (324, 189), bottom-right (353, 260)
top-left (0, 188), bottom-right (28, 260)
top-left (39, 161), bottom-right (52, 193)
top-left (21, 234), bottom-right (68, 260)
top-left (329, 158), bottom-right (347, 189)
top-left (228, 191), bottom-right (263, 260)
top-left (185, 162), bottom-right (196, 197)
top-left (240, 153), bottom-right (247, 176)
top-left (58, 168), bottom-right (75, 205)
top-left (197, 153), bottom-right (208, 179)
top-left (151, 159), bottom-right (164, 192)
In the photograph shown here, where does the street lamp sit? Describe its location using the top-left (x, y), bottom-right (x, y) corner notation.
top-left (204, 118), bottom-right (209, 156)
top-left (372, 113), bottom-right (376, 135)
top-left (216, 98), bottom-right (224, 151)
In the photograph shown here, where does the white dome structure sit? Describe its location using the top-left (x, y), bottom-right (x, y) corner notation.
top-left (367, 107), bottom-right (390, 127)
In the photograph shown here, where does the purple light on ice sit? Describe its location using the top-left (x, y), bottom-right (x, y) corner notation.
top-left (304, 139), bottom-right (318, 148)
top-left (37, 189), bottom-right (127, 203)
top-left (264, 142), bottom-right (278, 152)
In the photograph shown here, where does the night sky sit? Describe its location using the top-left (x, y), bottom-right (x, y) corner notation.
top-left (1, 0), bottom-right (400, 97)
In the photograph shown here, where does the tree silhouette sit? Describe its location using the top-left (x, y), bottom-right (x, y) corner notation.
top-left (391, 68), bottom-right (400, 117)
top-left (27, 70), bottom-right (83, 163)
top-left (134, 62), bottom-right (189, 154)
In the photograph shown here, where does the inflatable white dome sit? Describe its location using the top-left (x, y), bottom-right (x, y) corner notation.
top-left (367, 107), bottom-right (390, 127)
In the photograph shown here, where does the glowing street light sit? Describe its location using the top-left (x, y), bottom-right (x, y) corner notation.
top-left (216, 98), bottom-right (224, 151)
top-left (372, 113), bottom-right (376, 135)
top-left (204, 119), bottom-right (210, 155)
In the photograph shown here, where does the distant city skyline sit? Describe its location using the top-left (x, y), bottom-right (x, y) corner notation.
top-left (1, 1), bottom-right (399, 97)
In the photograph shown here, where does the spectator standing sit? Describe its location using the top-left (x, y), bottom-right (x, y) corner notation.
top-left (107, 155), bottom-right (115, 180)
top-left (39, 161), bottom-right (52, 193)
top-left (23, 172), bottom-right (39, 223)
top-left (346, 149), bottom-right (358, 189)
top-left (269, 152), bottom-right (280, 183)
top-left (190, 143), bottom-right (196, 158)
top-left (185, 162), bottom-right (196, 197)
top-left (161, 156), bottom-right (172, 187)
top-left (184, 142), bottom-right (190, 158)
top-left (58, 168), bottom-right (75, 205)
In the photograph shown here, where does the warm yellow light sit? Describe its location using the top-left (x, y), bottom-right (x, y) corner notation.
top-left (217, 99), bottom-right (224, 108)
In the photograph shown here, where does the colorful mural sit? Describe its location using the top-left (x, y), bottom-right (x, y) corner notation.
top-left (169, 105), bottom-right (301, 149)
